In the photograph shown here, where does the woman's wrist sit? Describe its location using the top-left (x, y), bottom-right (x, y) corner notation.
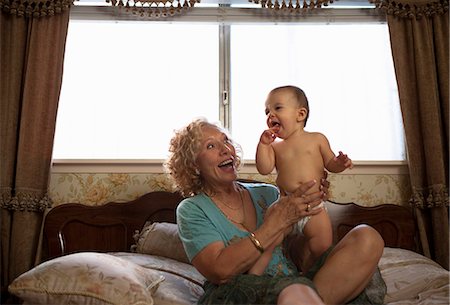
top-left (248, 232), bottom-right (264, 253)
top-left (250, 221), bottom-right (284, 248)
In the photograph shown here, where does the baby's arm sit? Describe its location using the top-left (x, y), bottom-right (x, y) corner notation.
top-left (247, 249), bottom-right (273, 275)
top-left (247, 230), bottom-right (283, 275)
top-left (256, 128), bottom-right (277, 175)
top-left (327, 151), bottom-right (353, 173)
top-left (318, 133), bottom-right (353, 173)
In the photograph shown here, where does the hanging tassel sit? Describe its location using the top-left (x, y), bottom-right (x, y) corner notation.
top-left (112, 0), bottom-right (198, 19)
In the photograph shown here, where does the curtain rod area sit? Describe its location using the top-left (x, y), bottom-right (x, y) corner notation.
top-left (70, 6), bottom-right (386, 23)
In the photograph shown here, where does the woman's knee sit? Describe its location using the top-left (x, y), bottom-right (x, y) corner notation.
top-left (345, 224), bottom-right (384, 258)
top-left (278, 284), bottom-right (324, 305)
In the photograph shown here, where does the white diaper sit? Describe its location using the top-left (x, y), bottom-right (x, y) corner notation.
top-left (294, 200), bottom-right (327, 235)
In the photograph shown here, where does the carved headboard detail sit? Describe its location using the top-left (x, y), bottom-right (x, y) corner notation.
top-left (43, 192), bottom-right (418, 261)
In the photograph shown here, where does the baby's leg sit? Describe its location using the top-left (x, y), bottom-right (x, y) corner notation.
top-left (301, 208), bottom-right (333, 273)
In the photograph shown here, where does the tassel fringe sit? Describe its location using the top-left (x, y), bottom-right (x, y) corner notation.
top-left (0, 0), bottom-right (72, 17)
top-left (369, 0), bottom-right (448, 19)
top-left (409, 184), bottom-right (449, 209)
top-left (249, 0), bottom-right (335, 13)
top-left (107, 0), bottom-right (199, 18)
top-left (0, 188), bottom-right (52, 212)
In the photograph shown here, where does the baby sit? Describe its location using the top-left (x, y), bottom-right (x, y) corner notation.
top-left (252, 85), bottom-right (353, 274)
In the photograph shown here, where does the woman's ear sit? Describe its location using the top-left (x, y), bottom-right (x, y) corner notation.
top-left (297, 107), bottom-right (308, 122)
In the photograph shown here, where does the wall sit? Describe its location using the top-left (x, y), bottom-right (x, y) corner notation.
top-left (49, 162), bottom-right (411, 207)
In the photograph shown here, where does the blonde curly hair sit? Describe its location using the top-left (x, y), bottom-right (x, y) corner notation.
top-left (164, 118), bottom-right (242, 197)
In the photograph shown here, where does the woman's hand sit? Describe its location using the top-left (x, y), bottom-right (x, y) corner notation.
top-left (264, 179), bottom-right (326, 239)
top-left (283, 179), bottom-right (325, 224)
top-left (190, 176), bottom-right (331, 283)
top-left (320, 170), bottom-right (330, 201)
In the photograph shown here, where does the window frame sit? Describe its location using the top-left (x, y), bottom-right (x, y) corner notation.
top-left (52, 5), bottom-right (407, 174)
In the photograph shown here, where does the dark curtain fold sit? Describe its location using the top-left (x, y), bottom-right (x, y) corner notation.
top-left (0, 8), bottom-right (70, 303)
top-left (0, 0), bottom-right (72, 17)
top-left (374, 0), bottom-right (449, 268)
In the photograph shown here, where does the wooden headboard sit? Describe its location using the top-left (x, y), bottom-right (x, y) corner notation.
top-left (43, 191), bottom-right (184, 260)
top-left (43, 191), bottom-right (418, 261)
top-left (324, 201), bottom-right (417, 251)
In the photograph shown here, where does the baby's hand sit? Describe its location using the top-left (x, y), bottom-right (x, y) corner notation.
top-left (259, 128), bottom-right (278, 145)
top-left (335, 151), bottom-right (353, 169)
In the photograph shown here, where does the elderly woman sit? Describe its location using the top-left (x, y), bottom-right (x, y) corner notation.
top-left (164, 118), bottom-right (386, 305)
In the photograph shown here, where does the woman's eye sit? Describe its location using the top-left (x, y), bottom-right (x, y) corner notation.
top-left (206, 143), bottom-right (214, 149)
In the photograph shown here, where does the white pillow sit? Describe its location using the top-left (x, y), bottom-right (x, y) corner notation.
top-left (132, 222), bottom-right (190, 264)
top-left (379, 247), bottom-right (449, 304)
top-left (8, 252), bottom-right (165, 305)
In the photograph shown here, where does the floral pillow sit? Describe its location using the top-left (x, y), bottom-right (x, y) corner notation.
top-left (132, 222), bottom-right (190, 264)
top-left (8, 252), bottom-right (164, 305)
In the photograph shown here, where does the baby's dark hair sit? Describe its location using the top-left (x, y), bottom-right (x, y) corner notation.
top-left (271, 85), bottom-right (310, 127)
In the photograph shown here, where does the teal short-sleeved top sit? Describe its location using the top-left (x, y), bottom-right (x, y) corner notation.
top-left (176, 182), bottom-right (299, 276)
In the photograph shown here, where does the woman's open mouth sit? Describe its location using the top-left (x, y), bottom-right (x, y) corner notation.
top-left (218, 159), bottom-right (234, 169)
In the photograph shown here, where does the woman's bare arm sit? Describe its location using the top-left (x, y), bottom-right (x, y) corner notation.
top-left (192, 180), bottom-right (326, 284)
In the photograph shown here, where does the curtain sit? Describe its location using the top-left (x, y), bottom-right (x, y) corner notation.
top-left (372, 0), bottom-right (449, 269)
top-left (0, 1), bottom-right (71, 301)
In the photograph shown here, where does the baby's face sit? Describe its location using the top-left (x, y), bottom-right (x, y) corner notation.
top-left (265, 91), bottom-right (299, 132)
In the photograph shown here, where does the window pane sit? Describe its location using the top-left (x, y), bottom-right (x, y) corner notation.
top-left (53, 21), bottom-right (219, 159)
top-left (230, 24), bottom-right (405, 161)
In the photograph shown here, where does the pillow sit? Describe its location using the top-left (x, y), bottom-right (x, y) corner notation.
top-left (379, 247), bottom-right (450, 304)
top-left (8, 252), bottom-right (165, 305)
top-left (110, 253), bottom-right (206, 305)
top-left (132, 222), bottom-right (190, 264)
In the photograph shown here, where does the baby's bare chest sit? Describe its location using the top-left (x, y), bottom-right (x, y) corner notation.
top-left (274, 140), bottom-right (321, 163)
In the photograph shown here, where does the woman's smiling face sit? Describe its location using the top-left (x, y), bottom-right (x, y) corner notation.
top-left (195, 125), bottom-right (238, 188)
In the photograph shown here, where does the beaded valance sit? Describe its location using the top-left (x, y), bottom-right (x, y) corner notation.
top-left (0, 0), bottom-right (73, 17)
top-left (248, 0), bottom-right (335, 12)
top-left (1, 0), bottom-right (447, 25)
top-left (369, 0), bottom-right (448, 19)
top-left (106, 0), bottom-right (199, 18)
top-left (241, 0), bottom-right (448, 17)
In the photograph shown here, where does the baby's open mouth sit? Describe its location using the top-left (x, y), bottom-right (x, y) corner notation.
top-left (270, 122), bottom-right (281, 133)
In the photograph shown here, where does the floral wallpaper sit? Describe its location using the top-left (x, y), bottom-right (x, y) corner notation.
top-left (49, 172), bottom-right (411, 207)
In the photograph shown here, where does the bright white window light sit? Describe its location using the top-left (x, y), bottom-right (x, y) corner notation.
top-left (53, 22), bottom-right (219, 159)
top-left (53, 18), bottom-right (405, 161)
top-left (230, 24), bottom-right (405, 161)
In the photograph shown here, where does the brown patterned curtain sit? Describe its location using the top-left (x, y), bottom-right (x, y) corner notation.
top-left (371, 0), bottom-right (449, 269)
top-left (0, 0), bottom-right (71, 302)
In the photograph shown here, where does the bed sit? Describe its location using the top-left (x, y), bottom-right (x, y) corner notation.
top-left (8, 185), bottom-right (450, 305)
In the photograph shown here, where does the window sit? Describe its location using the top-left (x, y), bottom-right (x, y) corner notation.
top-left (52, 6), bottom-right (405, 161)
top-left (230, 24), bottom-right (404, 161)
top-left (54, 22), bottom-right (219, 159)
